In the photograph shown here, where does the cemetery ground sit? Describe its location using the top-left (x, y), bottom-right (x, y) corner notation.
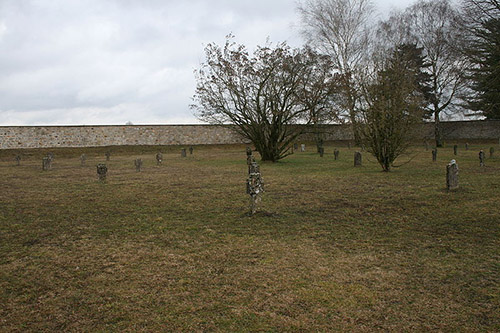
top-left (0, 142), bottom-right (499, 332)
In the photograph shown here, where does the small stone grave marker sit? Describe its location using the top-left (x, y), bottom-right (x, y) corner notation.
top-left (247, 161), bottom-right (264, 215)
top-left (446, 159), bottom-right (459, 191)
top-left (80, 154), bottom-right (86, 166)
top-left (354, 151), bottom-right (362, 166)
top-left (97, 163), bottom-right (107, 181)
top-left (15, 155), bottom-right (21, 166)
top-left (300, 144), bottom-right (305, 152)
top-left (465, 143), bottom-right (469, 151)
top-left (105, 151), bottom-right (111, 161)
top-left (432, 148), bottom-right (437, 162)
top-left (181, 148), bottom-right (187, 158)
top-left (156, 152), bottom-right (163, 165)
top-left (479, 150), bottom-right (485, 166)
top-left (453, 145), bottom-right (458, 156)
top-left (189, 147), bottom-right (194, 155)
top-left (42, 156), bottom-right (51, 170)
top-left (334, 149), bottom-right (339, 160)
top-left (135, 158), bottom-right (143, 172)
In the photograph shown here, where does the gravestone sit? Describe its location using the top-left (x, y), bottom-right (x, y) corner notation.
top-left (465, 143), bottom-right (469, 151)
top-left (246, 161), bottom-right (264, 215)
top-left (432, 148), bottom-right (437, 162)
top-left (301, 144), bottom-right (305, 152)
top-left (246, 147), bottom-right (256, 174)
top-left (134, 158), bottom-right (142, 172)
top-left (97, 163), bottom-right (108, 182)
top-left (189, 147), bottom-right (194, 155)
top-left (354, 151), bottom-right (362, 166)
top-left (42, 156), bottom-right (51, 171)
top-left (446, 159), bottom-right (459, 191)
top-left (319, 146), bottom-right (324, 157)
top-left (156, 152), bottom-right (163, 165)
top-left (181, 148), bottom-right (187, 158)
top-left (479, 150), bottom-right (485, 166)
top-left (334, 149), bottom-right (339, 160)
top-left (453, 145), bottom-right (458, 156)
top-left (293, 143), bottom-right (298, 150)
top-left (105, 151), bottom-right (111, 161)
top-left (15, 155), bottom-right (21, 166)
top-left (490, 147), bottom-right (494, 158)
top-left (80, 154), bottom-right (86, 166)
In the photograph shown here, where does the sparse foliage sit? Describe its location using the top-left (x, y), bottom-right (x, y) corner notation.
top-left (191, 36), bottom-right (338, 162)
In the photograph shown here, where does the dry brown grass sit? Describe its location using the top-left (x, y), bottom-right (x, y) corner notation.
top-left (0, 143), bottom-right (499, 331)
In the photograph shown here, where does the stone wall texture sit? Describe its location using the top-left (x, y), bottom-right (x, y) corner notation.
top-left (0, 121), bottom-right (499, 149)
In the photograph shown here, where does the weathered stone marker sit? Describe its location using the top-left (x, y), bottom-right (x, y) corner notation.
top-left (334, 149), bottom-right (339, 160)
top-left (80, 154), bottom-right (86, 166)
top-left (189, 146), bottom-right (194, 155)
top-left (97, 163), bottom-right (107, 182)
top-left (15, 155), bottom-right (21, 166)
top-left (247, 160), bottom-right (264, 215)
top-left (42, 156), bottom-right (51, 170)
top-left (300, 144), bottom-right (305, 152)
top-left (432, 148), bottom-right (437, 162)
top-left (453, 145), bottom-right (458, 156)
top-left (490, 147), bottom-right (495, 158)
top-left (181, 148), bottom-right (187, 158)
top-left (354, 151), bottom-right (362, 166)
top-left (319, 146), bottom-right (324, 157)
top-left (134, 158), bottom-right (142, 172)
top-left (156, 152), bottom-right (163, 165)
top-left (465, 143), bottom-right (469, 151)
top-left (446, 159), bottom-right (459, 191)
top-left (105, 151), bottom-right (111, 161)
top-left (479, 150), bottom-right (485, 166)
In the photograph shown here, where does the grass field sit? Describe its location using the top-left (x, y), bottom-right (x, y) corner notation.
top-left (0, 143), bottom-right (499, 331)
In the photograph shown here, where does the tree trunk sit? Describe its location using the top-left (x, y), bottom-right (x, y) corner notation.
top-left (434, 109), bottom-right (442, 148)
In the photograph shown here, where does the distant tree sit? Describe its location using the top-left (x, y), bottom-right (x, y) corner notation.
top-left (380, 0), bottom-right (468, 147)
top-left (298, 0), bottom-right (374, 144)
top-left (191, 37), bottom-right (338, 162)
top-left (358, 46), bottom-right (427, 172)
top-left (460, 0), bottom-right (500, 119)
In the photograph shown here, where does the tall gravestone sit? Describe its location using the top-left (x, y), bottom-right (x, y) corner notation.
top-left (490, 147), bottom-right (495, 158)
top-left (354, 151), bottom-right (362, 166)
top-left (80, 154), bottom-right (86, 166)
top-left (479, 150), bottom-right (485, 166)
top-left (15, 155), bottom-right (21, 166)
top-left (446, 160), bottom-right (459, 191)
top-left (246, 158), bottom-right (264, 215)
top-left (453, 145), bottom-right (458, 156)
top-left (135, 158), bottom-right (143, 172)
top-left (300, 144), bottom-right (305, 152)
top-left (97, 164), bottom-right (107, 182)
top-left (156, 152), bottom-right (163, 165)
top-left (105, 151), bottom-right (111, 161)
top-left (432, 148), bottom-right (437, 162)
top-left (334, 149), bottom-right (339, 160)
top-left (181, 148), bottom-right (187, 158)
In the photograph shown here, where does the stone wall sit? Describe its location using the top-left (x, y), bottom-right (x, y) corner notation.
top-left (0, 121), bottom-right (498, 149)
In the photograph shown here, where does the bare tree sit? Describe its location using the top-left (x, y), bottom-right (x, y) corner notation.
top-left (381, 0), bottom-right (468, 147)
top-left (191, 37), bottom-right (338, 162)
top-left (298, 0), bottom-right (374, 144)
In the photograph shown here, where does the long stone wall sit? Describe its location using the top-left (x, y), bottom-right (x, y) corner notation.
top-left (0, 121), bottom-right (498, 149)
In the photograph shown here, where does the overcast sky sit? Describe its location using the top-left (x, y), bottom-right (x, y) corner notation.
top-left (0, 0), bottom-right (416, 126)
